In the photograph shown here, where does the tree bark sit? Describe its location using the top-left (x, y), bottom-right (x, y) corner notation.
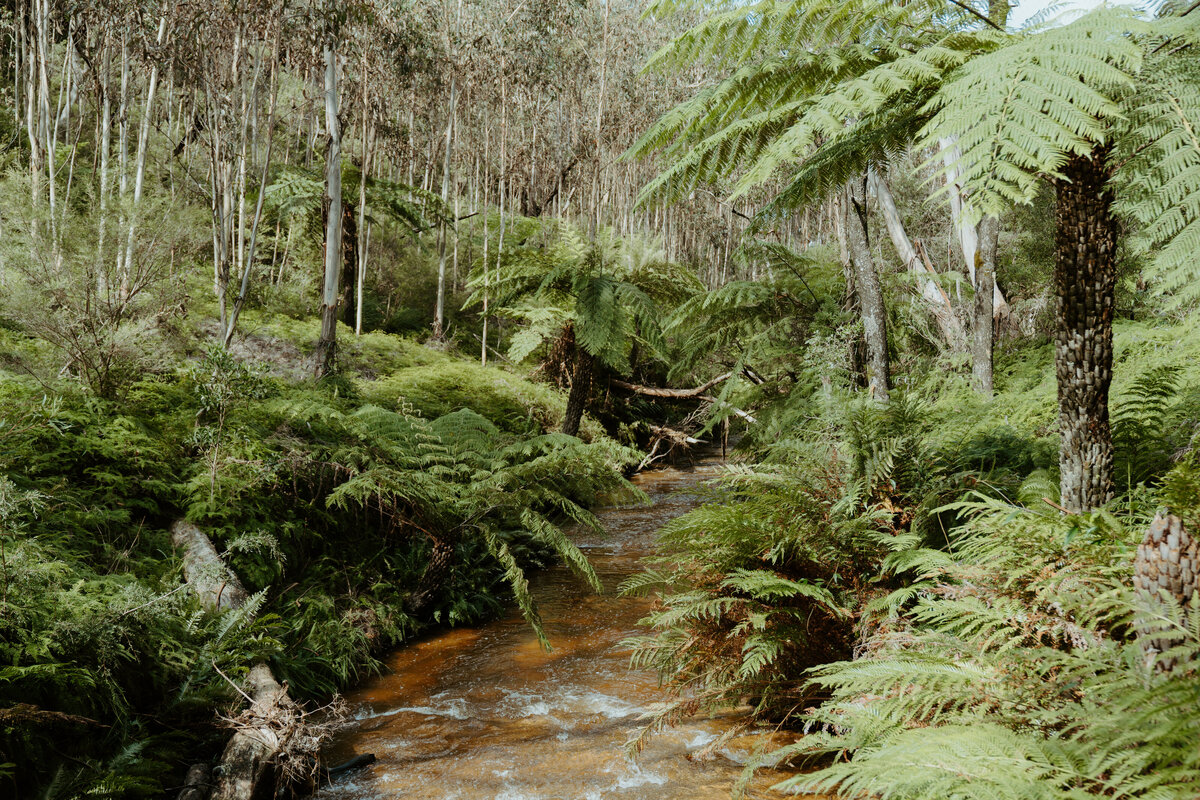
top-left (314, 39), bottom-right (342, 378)
top-left (561, 342), bottom-right (593, 437)
top-left (433, 76), bottom-right (457, 340)
top-left (868, 170), bottom-right (964, 346)
top-left (940, 137), bottom-right (1011, 320)
top-left (1054, 150), bottom-right (1116, 513)
top-left (845, 181), bottom-right (890, 402)
top-left (973, 215), bottom-right (998, 396)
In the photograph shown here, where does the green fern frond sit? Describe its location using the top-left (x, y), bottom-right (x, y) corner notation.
top-left (922, 7), bottom-right (1146, 217)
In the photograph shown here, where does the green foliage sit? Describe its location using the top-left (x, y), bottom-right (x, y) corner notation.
top-left (630, 0), bottom-right (998, 212)
top-left (1115, 33), bottom-right (1200, 306)
top-left (921, 7), bottom-right (1145, 214)
top-left (464, 218), bottom-right (700, 374)
top-left (359, 360), bottom-right (606, 439)
top-left (771, 491), bottom-right (1200, 800)
top-left (1112, 365), bottom-right (1183, 490)
top-left (620, 448), bottom-right (886, 751)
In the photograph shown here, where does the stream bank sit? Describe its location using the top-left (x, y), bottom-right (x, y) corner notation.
top-left (317, 457), bottom-right (795, 800)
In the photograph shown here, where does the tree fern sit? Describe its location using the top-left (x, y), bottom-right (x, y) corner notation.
top-left (1114, 29), bottom-right (1200, 305)
top-left (765, 483), bottom-right (1200, 800)
top-left (921, 7), bottom-right (1146, 217)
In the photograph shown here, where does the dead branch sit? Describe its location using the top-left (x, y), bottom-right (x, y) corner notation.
top-left (611, 371), bottom-right (733, 399)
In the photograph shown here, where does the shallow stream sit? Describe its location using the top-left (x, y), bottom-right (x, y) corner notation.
top-left (318, 457), bottom-right (796, 800)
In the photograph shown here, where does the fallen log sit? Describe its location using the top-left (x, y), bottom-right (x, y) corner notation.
top-left (611, 371), bottom-right (733, 399)
top-left (172, 520), bottom-right (324, 800)
top-left (210, 663), bottom-right (298, 800)
top-left (171, 520), bottom-right (249, 611)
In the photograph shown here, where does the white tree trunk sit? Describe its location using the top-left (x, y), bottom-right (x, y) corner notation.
top-left (315, 39), bottom-right (343, 377)
top-left (868, 169), bottom-right (965, 345)
top-left (120, 16), bottom-right (168, 299)
top-left (433, 76), bottom-right (457, 339)
top-left (940, 137), bottom-right (1009, 318)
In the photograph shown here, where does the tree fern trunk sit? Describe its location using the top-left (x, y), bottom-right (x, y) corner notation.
top-left (845, 181), bottom-right (889, 401)
top-left (340, 202), bottom-right (358, 325)
top-left (562, 344), bottom-right (594, 437)
top-left (1054, 150), bottom-right (1116, 512)
top-left (408, 534), bottom-right (457, 615)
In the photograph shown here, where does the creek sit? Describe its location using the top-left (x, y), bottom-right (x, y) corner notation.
top-left (317, 456), bottom-right (794, 800)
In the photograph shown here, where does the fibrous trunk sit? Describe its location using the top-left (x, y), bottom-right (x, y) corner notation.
top-left (1054, 150), bottom-right (1116, 512)
top-left (845, 181), bottom-right (890, 401)
top-left (561, 342), bottom-right (594, 437)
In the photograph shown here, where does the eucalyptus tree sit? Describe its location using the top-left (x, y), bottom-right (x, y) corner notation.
top-left (313, 15), bottom-right (343, 378)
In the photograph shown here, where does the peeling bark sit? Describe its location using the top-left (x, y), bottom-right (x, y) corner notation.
top-left (314, 40), bottom-right (342, 378)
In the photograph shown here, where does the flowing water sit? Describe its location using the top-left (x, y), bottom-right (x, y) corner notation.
top-left (318, 457), bottom-right (797, 800)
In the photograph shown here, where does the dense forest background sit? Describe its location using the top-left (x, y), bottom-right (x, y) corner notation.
top-left (2, 0), bottom-right (1200, 798)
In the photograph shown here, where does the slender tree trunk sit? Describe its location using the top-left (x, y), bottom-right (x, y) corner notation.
top-left (355, 59), bottom-right (371, 336)
top-left (433, 75), bottom-right (457, 340)
top-left (973, 216), bottom-right (998, 396)
top-left (314, 39), bottom-right (342, 378)
top-left (120, 16), bottom-right (168, 299)
top-left (35, 0), bottom-right (55, 232)
top-left (845, 180), bottom-right (890, 401)
top-left (562, 337), bottom-right (593, 437)
top-left (480, 109), bottom-right (490, 365)
top-left (869, 169), bottom-right (964, 346)
top-left (224, 27), bottom-right (281, 347)
top-left (1054, 150), bottom-right (1116, 513)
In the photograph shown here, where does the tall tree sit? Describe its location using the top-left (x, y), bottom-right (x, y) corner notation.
top-left (844, 179), bottom-right (889, 401)
top-left (315, 24), bottom-right (342, 378)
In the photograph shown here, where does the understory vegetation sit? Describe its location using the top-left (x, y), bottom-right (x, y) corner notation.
top-left (5, 0), bottom-right (1200, 798)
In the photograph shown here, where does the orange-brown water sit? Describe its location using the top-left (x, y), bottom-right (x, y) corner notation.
top-left (318, 459), bottom-right (796, 800)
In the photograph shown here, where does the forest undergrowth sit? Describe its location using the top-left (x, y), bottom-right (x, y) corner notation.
top-left (0, 312), bottom-right (644, 797)
top-left (623, 316), bottom-right (1200, 799)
